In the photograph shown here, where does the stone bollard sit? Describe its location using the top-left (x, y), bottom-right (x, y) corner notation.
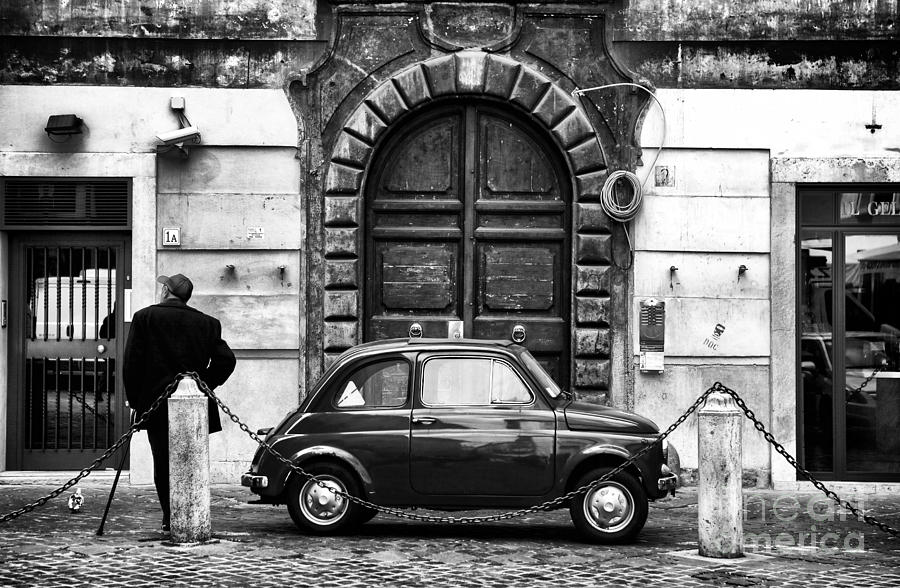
top-left (168, 375), bottom-right (211, 544)
top-left (697, 390), bottom-right (743, 558)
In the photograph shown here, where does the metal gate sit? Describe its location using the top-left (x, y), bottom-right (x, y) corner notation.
top-left (8, 236), bottom-right (130, 469)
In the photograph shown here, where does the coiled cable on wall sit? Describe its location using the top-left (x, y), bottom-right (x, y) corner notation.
top-left (572, 83), bottom-right (667, 269)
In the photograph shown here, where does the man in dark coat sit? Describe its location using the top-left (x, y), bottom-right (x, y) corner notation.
top-left (124, 273), bottom-right (236, 532)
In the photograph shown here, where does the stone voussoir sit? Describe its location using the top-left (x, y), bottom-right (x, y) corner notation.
top-left (324, 163), bottom-right (363, 194)
top-left (365, 81), bottom-right (410, 126)
top-left (332, 131), bottom-right (373, 169)
top-left (509, 67), bottom-right (552, 112)
top-left (455, 51), bottom-right (487, 94)
top-left (344, 104), bottom-right (387, 145)
top-left (423, 54), bottom-right (457, 97)
top-left (575, 233), bottom-right (612, 264)
top-left (484, 54), bottom-right (520, 99)
top-left (324, 195), bottom-right (361, 228)
top-left (324, 227), bottom-right (360, 258)
top-left (325, 258), bottom-right (359, 289)
top-left (533, 84), bottom-right (577, 129)
top-left (392, 65), bottom-right (432, 108)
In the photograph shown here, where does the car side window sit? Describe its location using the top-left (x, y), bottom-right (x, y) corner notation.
top-left (334, 359), bottom-right (409, 409)
top-left (491, 361), bottom-right (533, 404)
top-left (422, 357), bottom-right (533, 406)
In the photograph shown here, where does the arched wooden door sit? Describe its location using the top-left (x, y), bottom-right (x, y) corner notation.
top-left (365, 103), bottom-right (571, 384)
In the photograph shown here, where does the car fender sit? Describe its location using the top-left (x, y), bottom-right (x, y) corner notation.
top-left (561, 443), bottom-right (651, 488)
top-left (285, 445), bottom-right (375, 495)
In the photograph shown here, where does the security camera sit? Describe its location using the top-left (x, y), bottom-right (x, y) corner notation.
top-left (156, 125), bottom-right (201, 146)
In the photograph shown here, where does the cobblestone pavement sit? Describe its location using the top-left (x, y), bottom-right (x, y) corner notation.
top-left (0, 481), bottom-right (899, 587)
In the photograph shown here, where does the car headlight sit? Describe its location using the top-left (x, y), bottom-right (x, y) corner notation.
top-left (661, 438), bottom-right (669, 462)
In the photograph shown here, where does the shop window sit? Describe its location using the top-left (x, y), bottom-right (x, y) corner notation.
top-left (799, 187), bottom-right (900, 480)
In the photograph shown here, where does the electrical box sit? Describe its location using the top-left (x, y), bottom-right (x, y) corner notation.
top-left (639, 298), bottom-right (665, 372)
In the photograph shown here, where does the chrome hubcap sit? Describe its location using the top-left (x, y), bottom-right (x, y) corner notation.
top-left (299, 476), bottom-right (347, 525)
top-left (584, 482), bottom-right (634, 533)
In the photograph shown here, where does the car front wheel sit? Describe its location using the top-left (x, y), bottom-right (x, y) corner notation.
top-left (569, 466), bottom-right (648, 544)
top-left (286, 463), bottom-right (364, 535)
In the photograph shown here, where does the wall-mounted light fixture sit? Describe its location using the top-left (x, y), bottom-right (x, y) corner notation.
top-left (45, 114), bottom-right (84, 142)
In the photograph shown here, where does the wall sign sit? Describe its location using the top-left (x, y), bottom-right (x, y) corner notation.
top-left (162, 227), bottom-right (181, 246)
top-left (247, 227), bottom-right (265, 240)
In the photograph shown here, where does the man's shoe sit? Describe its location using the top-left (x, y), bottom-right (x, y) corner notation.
top-left (161, 521), bottom-right (170, 533)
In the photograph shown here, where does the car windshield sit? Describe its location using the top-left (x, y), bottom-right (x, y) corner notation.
top-left (518, 349), bottom-right (562, 398)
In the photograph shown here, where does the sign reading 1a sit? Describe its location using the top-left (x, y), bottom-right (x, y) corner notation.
top-left (163, 227), bottom-right (181, 247)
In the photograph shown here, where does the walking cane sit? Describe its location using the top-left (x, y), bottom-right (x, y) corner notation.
top-left (96, 411), bottom-right (134, 536)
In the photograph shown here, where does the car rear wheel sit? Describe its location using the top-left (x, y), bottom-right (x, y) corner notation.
top-left (569, 466), bottom-right (648, 544)
top-left (286, 463), bottom-right (363, 534)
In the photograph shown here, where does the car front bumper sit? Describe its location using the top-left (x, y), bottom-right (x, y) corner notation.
top-left (657, 465), bottom-right (677, 496)
top-left (241, 472), bottom-right (269, 490)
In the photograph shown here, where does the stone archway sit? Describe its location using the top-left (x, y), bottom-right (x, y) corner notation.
top-left (319, 51), bottom-right (615, 396)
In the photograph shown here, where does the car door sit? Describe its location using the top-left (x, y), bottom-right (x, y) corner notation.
top-left (409, 353), bottom-right (556, 496)
top-left (304, 356), bottom-right (413, 497)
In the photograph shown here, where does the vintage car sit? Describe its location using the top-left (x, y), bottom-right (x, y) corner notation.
top-left (242, 338), bottom-right (676, 543)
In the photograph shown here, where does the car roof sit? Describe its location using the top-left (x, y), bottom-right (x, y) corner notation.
top-left (336, 338), bottom-right (519, 361)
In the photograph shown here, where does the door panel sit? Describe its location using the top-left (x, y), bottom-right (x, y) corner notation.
top-left (481, 118), bottom-right (556, 199)
top-left (366, 103), bottom-right (570, 386)
top-left (379, 115), bottom-right (461, 198)
top-left (379, 244), bottom-right (457, 311)
top-left (410, 355), bottom-right (555, 496)
top-left (10, 235), bottom-right (128, 469)
top-left (410, 408), bottom-right (556, 495)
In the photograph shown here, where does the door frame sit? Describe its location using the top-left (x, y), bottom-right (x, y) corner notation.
top-left (795, 184), bottom-right (900, 482)
top-left (7, 231), bottom-right (131, 470)
top-left (362, 99), bottom-right (572, 384)
top-left (309, 53), bottom-right (622, 400)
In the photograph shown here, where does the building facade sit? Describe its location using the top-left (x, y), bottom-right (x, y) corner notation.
top-left (1, 0), bottom-right (898, 490)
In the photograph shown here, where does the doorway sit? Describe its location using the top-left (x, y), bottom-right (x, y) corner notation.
top-left (364, 103), bottom-right (571, 384)
top-left (7, 232), bottom-right (130, 470)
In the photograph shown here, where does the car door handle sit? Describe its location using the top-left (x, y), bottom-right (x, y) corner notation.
top-left (412, 416), bottom-right (436, 425)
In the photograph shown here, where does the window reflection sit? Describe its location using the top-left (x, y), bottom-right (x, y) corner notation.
top-left (844, 234), bottom-right (900, 473)
top-left (27, 247), bottom-right (117, 341)
top-left (23, 245), bottom-right (118, 453)
top-left (800, 232), bottom-right (835, 472)
top-left (335, 360), bottom-right (409, 409)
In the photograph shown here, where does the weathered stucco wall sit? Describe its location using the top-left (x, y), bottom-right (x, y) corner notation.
top-left (619, 0), bottom-right (898, 40)
top-left (0, 0), bottom-right (323, 86)
top-left (3, 0), bottom-right (900, 88)
top-left (0, 85), bottom-right (301, 482)
top-left (634, 88), bottom-right (900, 486)
top-left (0, 0), bottom-right (316, 38)
top-left (156, 147), bottom-right (303, 481)
top-left (614, 0), bottom-right (900, 88)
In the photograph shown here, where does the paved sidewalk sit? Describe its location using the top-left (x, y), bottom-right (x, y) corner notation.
top-left (0, 481), bottom-right (899, 587)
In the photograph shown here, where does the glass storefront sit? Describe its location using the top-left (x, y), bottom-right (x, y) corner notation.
top-left (799, 188), bottom-right (900, 480)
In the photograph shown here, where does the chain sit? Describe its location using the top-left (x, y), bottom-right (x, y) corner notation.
top-left (0, 376), bottom-right (180, 524)
top-left (200, 372), bottom-right (715, 524)
top-left (711, 381), bottom-right (900, 538)
top-left (68, 389), bottom-right (109, 422)
top-left (5, 372), bottom-right (897, 540)
top-left (845, 365), bottom-right (883, 396)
